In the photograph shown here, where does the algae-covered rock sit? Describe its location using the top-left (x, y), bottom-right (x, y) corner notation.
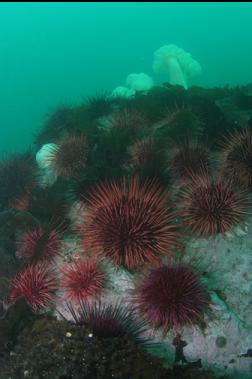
top-left (1, 318), bottom-right (232, 379)
top-left (4, 318), bottom-right (168, 379)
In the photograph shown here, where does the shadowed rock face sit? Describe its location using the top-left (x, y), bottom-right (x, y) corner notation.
top-left (0, 209), bottom-right (39, 239)
top-left (0, 209), bottom-right (40, 280)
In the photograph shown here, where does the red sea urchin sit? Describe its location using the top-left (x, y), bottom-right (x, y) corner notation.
top-left (17, 225), bottom-right (63, 263)
top-left (170, 140), bottom-right (210, 181)
top-left (221, 127), bottom-right (252, 189)
top-left (8, 263), bottom-right (58, 313)
top-left (177, 172), bottom-right (249, 236)
top-left (134, 264), bottom-right (210, 333)
top-left (80, 177), bottom-right (181, 270)
top-left (61, 256), bottom-right (106, 302)
top-left (129, 138), bottom-right (157, 168)
top-left (128, 137), bottom-right (167, 174)
top-left (48, 135), bottom-right (88, 178)
top-left (128, 138), bottom-right (169, 186)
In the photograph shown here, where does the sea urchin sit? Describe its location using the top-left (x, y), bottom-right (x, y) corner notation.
top-left (8, 263), bottom-right (58, 313)
top-left (16, 225), bottom-right (63, 263)
top-left (80, 177), bottom-right (181, 269)
top-left (221, 127), bottom-right (252, 189)
top-left (61, 256), bottom-right (106, 302)
top-left (48, 135), bottom-right (88, 178)
top-left (65, 300), bottom-right (149, 346)
top-left (177, 172), bottom-right (249, 236)
top-left (170, 140), bottom-right (210, 181)
top-left (134, 264), bottom-right (210, 333)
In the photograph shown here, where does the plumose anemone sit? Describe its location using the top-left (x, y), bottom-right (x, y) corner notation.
top-left (153, 44), bottom-right (202, 89)
top-left (126, 73), bottom-right (154, 92)
top-left (111, 85), bottom-right (136, 98)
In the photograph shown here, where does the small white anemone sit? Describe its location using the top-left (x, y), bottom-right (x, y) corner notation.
top-left (153, 44), bottom-right (202, 90)
top-left (111, 86), bottom-right (135, 99)
top-left (126, 73), bottom-right (153, 92)
top-left (36, 143), bottom-right (58, 188)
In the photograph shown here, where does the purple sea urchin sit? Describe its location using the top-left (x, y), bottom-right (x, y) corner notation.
top-left (65, 300), bottom-right (149, 347)
top-left (134, 263), bottom-right (210, 333)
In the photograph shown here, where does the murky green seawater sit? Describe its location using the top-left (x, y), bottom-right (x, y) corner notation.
top-left (0, 2), bottom-right (252, 155)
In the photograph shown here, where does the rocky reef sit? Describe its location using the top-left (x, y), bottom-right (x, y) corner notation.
top-left (1, 82), bottom-right (252, 378)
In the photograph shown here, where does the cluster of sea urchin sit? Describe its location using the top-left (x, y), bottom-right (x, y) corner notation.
top-left (4, 83), bottom-right (252, 377)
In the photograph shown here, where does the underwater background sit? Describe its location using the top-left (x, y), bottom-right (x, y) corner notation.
top-left (0, 2), bottom-right (252, 156)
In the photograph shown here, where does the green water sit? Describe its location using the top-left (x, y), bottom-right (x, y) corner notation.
top-left (0, 2), bottom-right (252, 156)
